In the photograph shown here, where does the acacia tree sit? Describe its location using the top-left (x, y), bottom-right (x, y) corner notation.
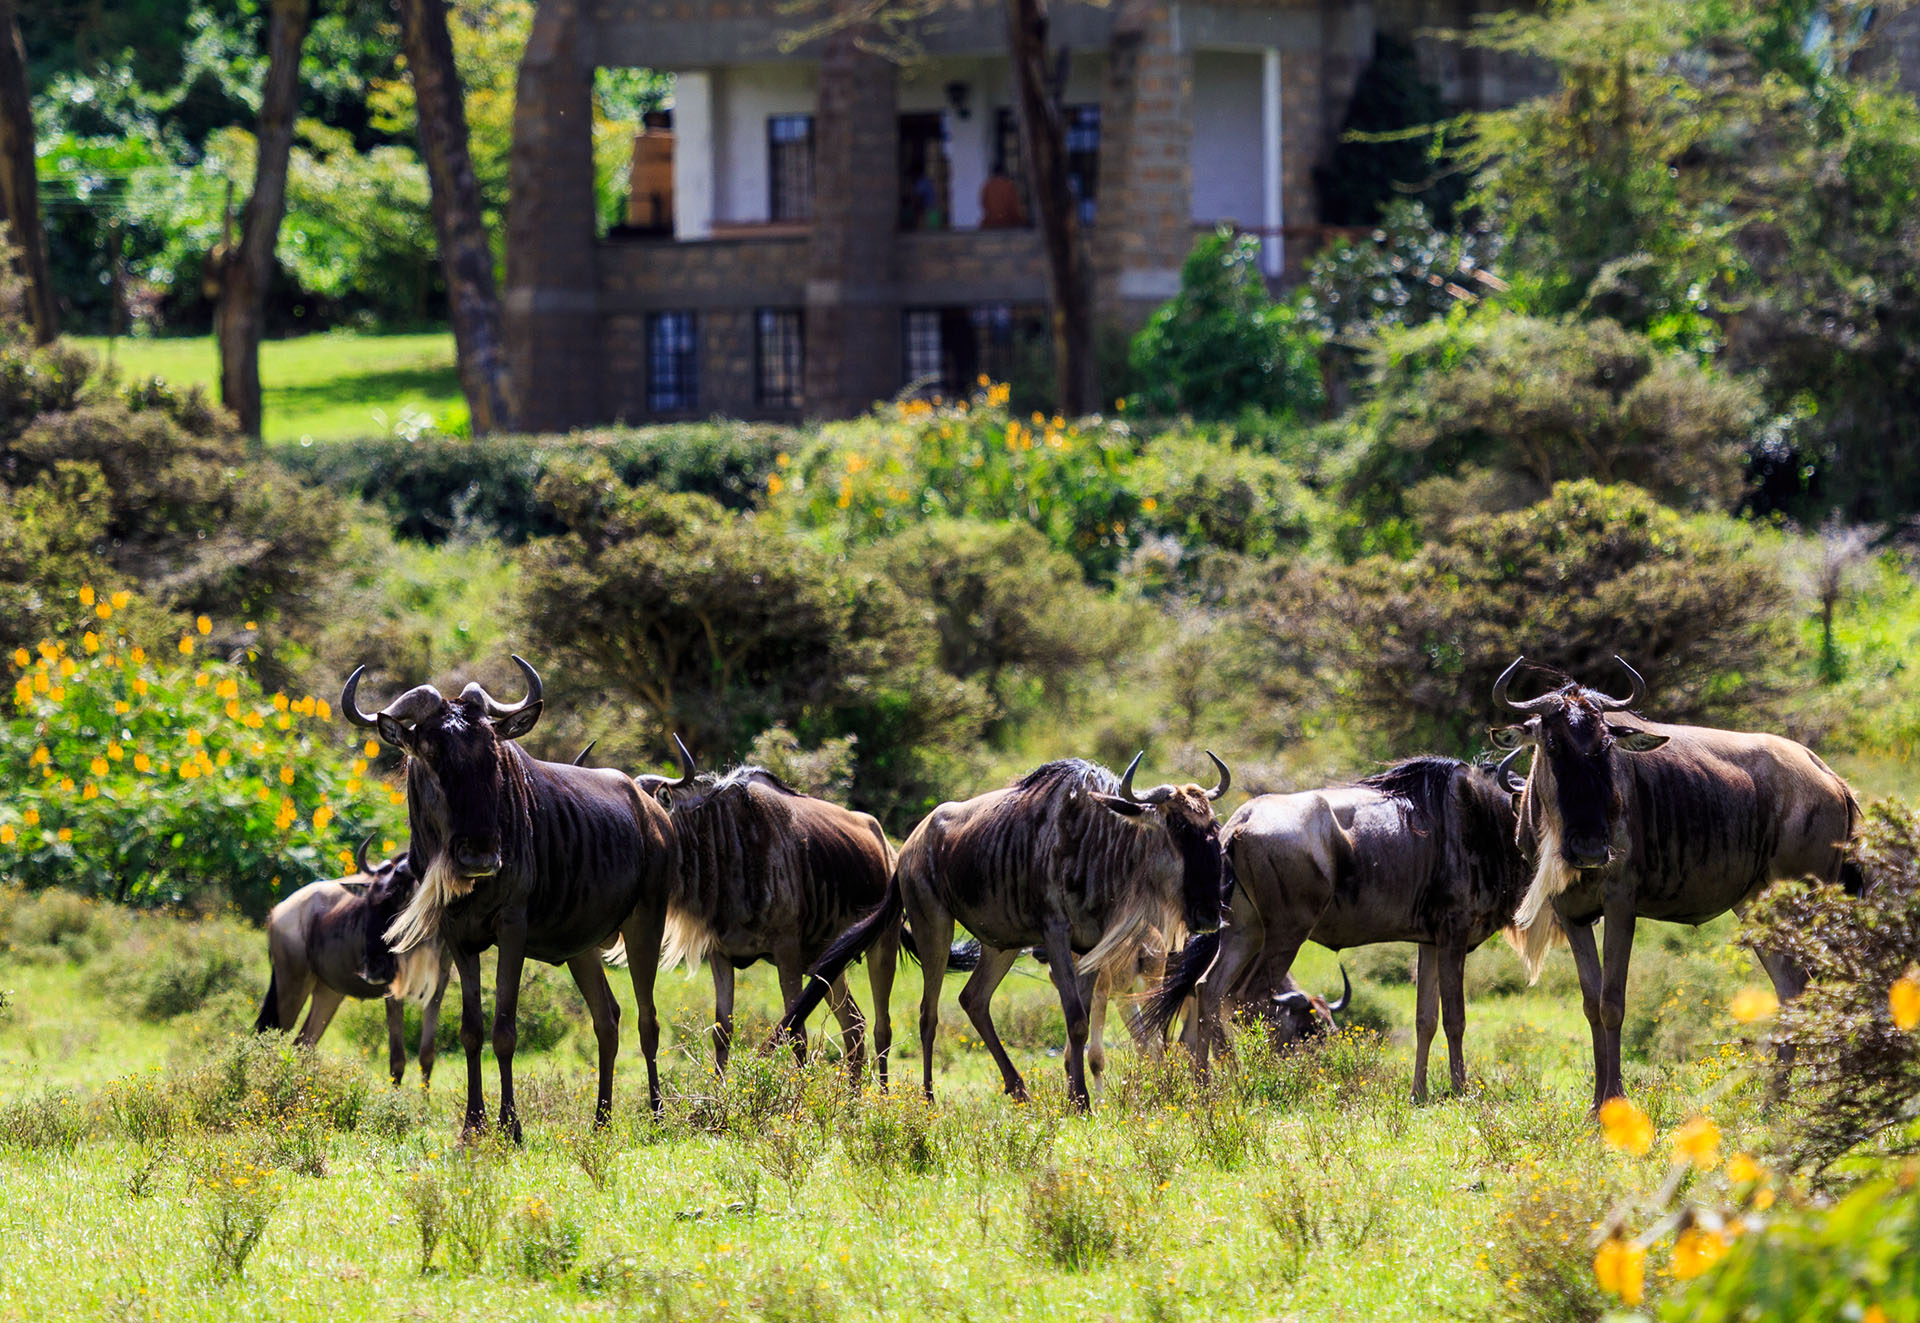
top-left (396, 0), bottom-right (512, 433)
top-left (215, 0), bottom-right (311, 440)
top-left (0, 0), bottom-right (55, 343)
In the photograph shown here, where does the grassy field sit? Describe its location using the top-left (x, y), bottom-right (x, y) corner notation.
top-left (0, 894), bottom-right (1772, 1322)
top-left (75, 331), bottom-right (461, 444)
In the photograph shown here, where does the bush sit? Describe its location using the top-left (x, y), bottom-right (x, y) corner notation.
top-left (0, 886), bottom-right (123, 963)
top-left (508, 1194), bottom-right (583, 1280)
top-left (1303, 201), bottom-right (1502, 340)
top-left (1251, 481), bottom-right (1790, 752)
top-left (1128, 230), bottom-right (1326, 422)
top-left (177, 1033), bottom-right (369, 1135)
top-left (192, 1142), bottom-right (286, 1283)
top-left (0, 1086), bottom-right (89, 1153)
top-left (106, 914), bottom-right (258, 1020)
top-left (1024, 1165), bottom-right (1133, 1269)
top-left (1130, 430), bottom-right (1316, 561)
top-left (1485, 1164), bottom-right (1622, 1323)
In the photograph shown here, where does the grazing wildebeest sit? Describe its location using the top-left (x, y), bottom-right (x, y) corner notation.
top-left (342, 657), bottom-right (677, 1138)
top-left (780, 752), bottom-right (1231, 1108)
top-left (1488, 656), bottom-right (1860, 1107)
top-left (1147, 751), bottom-right (1529, 1101)
top-left (254, 839), bottom-right (451, 1085)
top-left (631, 738), bottom-right (895, 1078)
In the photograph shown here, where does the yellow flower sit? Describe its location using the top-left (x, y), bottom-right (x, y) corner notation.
top-left (275, 713), bottom-right (292, 731)
top-left (107, 742), bottom-right (122, 760)
top-left (1670, 1227), bottom-right (1729, 1280)
top-left (82, 783), bottom-right (99, 800)
top-left (315, 699), bottom-right (331, 721)
top-left (242, 711), bottom-right (263, 729)
top-left (1892, 972), bottom-right (1920, 1031)
top-left (225, 700), bottom-right (242, 721)
top-left (11, 648), bottom-right (28, 669)
top-left (1141, 497), bottom-right (1158, 513)
top-left (364, 739), bottom-right (380, 758)
top-left (1864, 1307), bottom-right (1887, 1323)
top-left (129, 646), bottom-right (145, 664)
top-left (1592, 1238), bottom-right (1645, 1305)
top-left (47, 686), bottom-right (64, 704)
top-left (1599, 1097), bottom-right (1655, 1157)
top-left (177, 636), bottom-right (194, 656)
top-left (81, 631), bottom-right (100, 654)
top-left (196, 615), bottom-right (212, 635)
top-left (132, 677), bottom-right (148, 696)
top-left (767, 473), bottom-right (786, 496)
top-left (111, 591), bottom-right (130, 609)
top-left (90, 757), bottom-right (108, 777)
top-left (1730, 986), bottom-right (1779, 1024)
top-left (1673, 1115), bottom-right (1721, 1170)
top-left (194, 673), bottom-right (209, 687)
top-left (389, 790), bottom-right (405, 806)
top-left (79, 585), bottom-right (95, 607)
top-left (133, 754), bottom-right (151, 773)
top-left (313, 804), bottom-right (334, 832)
top-left (1726, 1152), bottom-right (1766, 1186)
top-left (279, 765), bottom-right (295, 786)
top-left (57, 827), bottom-right (72, 842)
top-left (95, 602), bottom-right (112, 620)
top-left (58, 777), bottom-right (74, 794)
top-left (186, 730), bottom-right (203, 748)
top-left (273, 693), bottom-right (290, 712)
top-left (216, 678), bottom-right (239, 700)
top-left (0, 825), bottom-right (13, 845)
top-left (22, 808), bottom-right (38, 827)
top-left (30, 745), bottom-right (49, 766)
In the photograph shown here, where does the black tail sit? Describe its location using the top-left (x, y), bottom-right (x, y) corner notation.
top-left (254, 969), bottom-right (280, 1032)
top-left (900, 925), bottom-right (980, 972)
top-left (1141, 930), bottom-right (1220, 1037)
top-left (778, 877), bottom-right (904, 1036)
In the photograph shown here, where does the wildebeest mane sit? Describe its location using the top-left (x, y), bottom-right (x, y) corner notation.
top-left (1015, 759), bottom-right (1121, 796)
top-left (1357, 757), bottom-right (1464, 821)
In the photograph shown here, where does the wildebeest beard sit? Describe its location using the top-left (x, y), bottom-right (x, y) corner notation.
top-left (1544, 702), bottom-right (1623, 867)
top-left (1164, 807), bottom-right (1225, 934)
top-left (387, 737), bottom-right (537, 954)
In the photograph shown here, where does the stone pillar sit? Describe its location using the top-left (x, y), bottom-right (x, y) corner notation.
top-left (505, 0), bottom-right (603, 431)
top-left (673, 70), bottom-right (714, 240)
top-left (804, 27), bottom-right (900, 418)
top-left (1096, 0), bottom-right (1192, 326)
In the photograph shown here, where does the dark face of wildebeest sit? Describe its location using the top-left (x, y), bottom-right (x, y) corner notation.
top-left (1254, 965), bottom-right (1351, 1047)
top-left (340, 656), bottom-right (545, 881)
top-left (1090, 751), bottom-right (1232, 934)
top-left (355, 846), bottom-right (415, 987)
top-left (1489, 656), bottom-right (1670, 871)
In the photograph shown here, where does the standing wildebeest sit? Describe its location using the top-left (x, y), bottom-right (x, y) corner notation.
top-left (254, 839), bottom-right (452, 1085)
top-left (1147, 751), bottom-right (1528, 1101)
top-left (632, 738), bottom-right (894, 1077)
top-left (1488, 656), bottom-right (1860, 1107)
top-left (780, 753), bottom-right (1231, 1108)
top-left (343, 657), bottom-right (677, 1138)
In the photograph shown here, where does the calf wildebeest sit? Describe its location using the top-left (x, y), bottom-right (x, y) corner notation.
top-left (254, 839), bottom-right (451, 1085)
top-left (343, 656), bottom-right (677, 1138)
top-left (632, 738), bottom-right (894, 1078)
top-left (1489, 656), bottom-right (1860, 1107)
top-left (1147, 751), bottom-right (1529, 1101)
top-left (780, 752), bottom-right (1231, 1108)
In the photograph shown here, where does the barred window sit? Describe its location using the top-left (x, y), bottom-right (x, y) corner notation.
top-left (768, 115), bottom-right (815, 221)
top-left (647, 311), bottom-right (698, 412)
top-left (756, 308), bottom-right (803, 409)
top-left (1065, 105), bottom-right (1100, 225)
top-left (902, 309), bottom-right (943, 387)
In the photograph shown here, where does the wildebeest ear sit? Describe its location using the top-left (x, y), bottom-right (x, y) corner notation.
top-left (1090, 792), bottom-right (1148, 818)
top-left (377, 713), bottom-right (411, 748)
top-left (1607, 724), bottom-right (1670, 754)
top-left (493, 700), bottom-right (544, 742)
top-left (1487, 724), bottom-right (1530, 750)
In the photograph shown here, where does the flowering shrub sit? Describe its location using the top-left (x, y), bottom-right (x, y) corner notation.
top-left (1, 589), bottom-right (400, 913)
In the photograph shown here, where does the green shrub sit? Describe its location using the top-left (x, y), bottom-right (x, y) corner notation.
top-left (840, 1090), bottom-right (940, 1177)
top-left (0, 886), bottom-right (124, 962)
top-left (106, 914), bottom-right (258, 1020)
top-left (0, 1086), bottom-right (90, 1152)
top-left (507, 1194), bottom-right (583, 1280)
top-left (178, 1033), bottom-right (369, 1135)
top-left (1024, 1165), bottom-right (1133, 1269)
top-left (192, 1142), bottom-right (286, 1283)
top-left (1485, 1163), bottom-right (1622, 1323)
top-left (1131, 430), bottom-right (1316, 560)
top-left (1128, 229), bottom-right (1326, 421)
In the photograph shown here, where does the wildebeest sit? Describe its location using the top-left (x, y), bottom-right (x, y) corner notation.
top-left (781, 752), bottom-right (1231, 1108)
top-left (1489, 656), bottom-right (1860, 1106)
top-left (632, 738), bottom-right (895, 1078)
top-left (253, 839), bottom-right (451, 1085)
top-left (1147, 751), bottom-right (1529, 1101)
top-left (342, 656), bottom-right (677, 1138)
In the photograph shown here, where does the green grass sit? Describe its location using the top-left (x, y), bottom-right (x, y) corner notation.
top-left (75, 330), bottom-right (461, 444)
top-left (0, 906), bottom-right (1776, 1322)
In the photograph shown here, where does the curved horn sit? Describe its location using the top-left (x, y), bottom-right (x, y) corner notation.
top-left (469, 654), bottom-right (544, 721)
top-left (1492, 656), bottom-right (1560, 714)
top-left (1327, 963), bottom-right (1351, 1015)
top-left (341, 665), bottom-right (379, 728)
top-left (1117, 750), bottom-right (1145, 804)
top-left (572, 740), bottom-right (597, 767)
top-left (1591, 655), bottom-right (1647, 712)
top-left (671, 734), bottom-right (698, 788)
top-left (1203, 750), bottom-right (1232, 801)
top-left (353, 833), bottom-right (376, 876)
top-left (1494, 745), bottom-right (1528, 793)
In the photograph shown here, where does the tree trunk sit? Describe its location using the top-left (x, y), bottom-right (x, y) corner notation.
top-left (0, 0), bottom-right (56, 343)
top-left (1004, 0), bottom-right (1096, 415)
top-left (216, 0), bottom-right (310, 440)
top-left (398, 0), bottom-right (513, 434)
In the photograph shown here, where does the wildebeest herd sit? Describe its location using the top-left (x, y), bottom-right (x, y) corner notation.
top-left (257, 652), bottom-right (1861, 1135)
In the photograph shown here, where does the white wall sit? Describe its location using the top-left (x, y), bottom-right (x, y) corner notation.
top-left (673, 70), bottom-right (713, 240)
top-left (710, 62), bottom-right (818, 225)
top-left (1189, 51), bottom-right (1265, 227)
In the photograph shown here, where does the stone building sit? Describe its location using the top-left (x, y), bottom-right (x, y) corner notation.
top-left (506, 0), bottom-right (1545, 430)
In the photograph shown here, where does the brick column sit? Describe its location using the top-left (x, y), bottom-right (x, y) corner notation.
top-left (1096, 0), bottom-right (1192, 327)
top-left (505, 0), bottom-right (604, 431)
top-left (804, 26), bottom-right (900, 418)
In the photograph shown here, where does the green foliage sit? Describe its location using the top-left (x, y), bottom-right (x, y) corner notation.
top-left (1339, 313), bottom-right (1758, 540)
top-left (1254, 481), bottom-right (1789, 752)
top-left (1, 612), bottom-right (392, 913)
top-left (1023, 1165), bottom-right (1133, 1269)
top-left (1302, 201), bottom-right (1504, 339)
top-left (1485, 1163), bottom-right (1620, 1323)
top-left (1127, 229), bottom-right (1326, 421)
top-left (105, 912), bottom-right (257, 1020)
top-left (1314, 34), bottom-right (1458, 227)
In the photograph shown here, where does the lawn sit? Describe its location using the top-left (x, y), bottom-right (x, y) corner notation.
top-left (0, 898), bottom-right (1769, 1322)
top-left (75, 330), bottom-right (462, 444)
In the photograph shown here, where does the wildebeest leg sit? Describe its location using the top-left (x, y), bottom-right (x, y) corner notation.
top-left (1412, 943), bottom-right (1439, 1104)
top-left (826, 973), bottom-right (866, 1084)
top-left (1597, 908), bottom-right (1636, 1104)
top-left (1193, 924), bottom-right (1269, 1073)
top-left (298, 985), bottom-right (346, 1048)
top-left (915, 913), bottom-right (956, 1101)
top-left (1752, 947), bottom-right (1809, 1066)
top-left (712, 960), bottom-right (736, 1074)
top-left (1086, 971), bottom-right (1110, 1094)
top-left (453, 946), bottom-right (487, 1133)
top-left (418, 961), bottom-right (451, 1087)
top-left (1040, 923), bottom-right (1096, 1109)
top-left (1439, 943), bottom-right (1470, 1095)
top-left (386, 998), bottom-right (408, 1085)
top-left (868, 922), bottom-right (900, 1091)
top-left (618, 899), bottom-right (669, 1114)
top-left (1562, 918), bottom-right (1609, 1111)
top-left (491, 932), bottom-right (529, 1144)
top-left (776, 954), bottom-right (811, 1067)
top-left (566, 951), bottom-right (621, 1129)
top-left (276, 965), bottom-right (313, 1038)
top-left (958, 944), bottom-right (1025, 1100)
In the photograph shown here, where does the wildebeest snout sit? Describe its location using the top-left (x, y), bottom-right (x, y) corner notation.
top-left (451, 839), bottom-right (502, 878)
top-left (1562, 835), bottom-right (1613, 870)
